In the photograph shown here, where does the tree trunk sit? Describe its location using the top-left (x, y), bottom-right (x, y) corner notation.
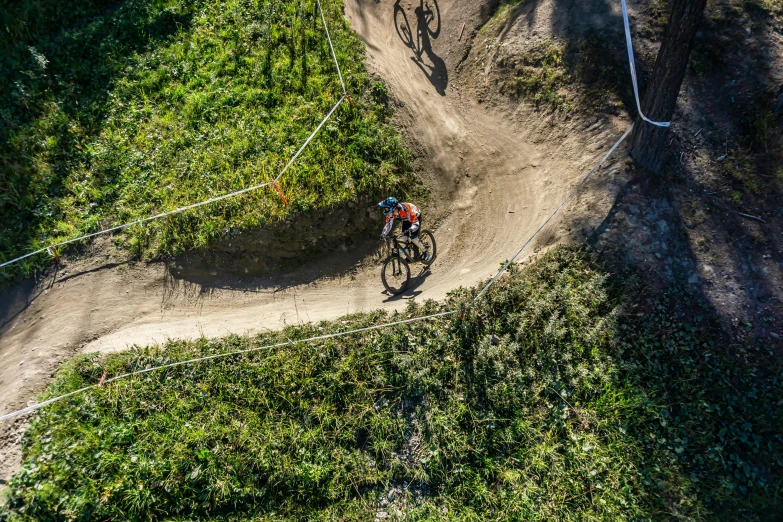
top-left (630, 0), bottom-right (707, 174)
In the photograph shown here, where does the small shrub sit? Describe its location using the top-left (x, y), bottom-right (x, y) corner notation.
top-left (500, 40), bottom-right (571, 111)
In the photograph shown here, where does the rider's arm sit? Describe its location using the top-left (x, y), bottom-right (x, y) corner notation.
top-left (380, 215), bottom-right (394, 238)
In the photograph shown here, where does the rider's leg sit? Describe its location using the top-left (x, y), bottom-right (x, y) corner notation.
top-left (407, 222), bottom-right (431, 260)
top-left (404, 222), bottom-right (419, 244)
top-left (402, 222), bottom-right (420, 247)
top-left (401, 221), bottom-right (413, 244)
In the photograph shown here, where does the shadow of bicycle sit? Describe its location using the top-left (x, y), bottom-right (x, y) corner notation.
top-left (382, 265), bottom-right (430, 302)
top-left (394, 0), bottom-right (447, 96)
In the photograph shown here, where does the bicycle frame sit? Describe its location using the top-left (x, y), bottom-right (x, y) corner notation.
top-left (394, 0), bottom-right (439, 61)
top-left (390, 236), bottom-right (416, 262)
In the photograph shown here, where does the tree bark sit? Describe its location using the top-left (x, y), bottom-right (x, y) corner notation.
top-left (630, 0), bottom-right (707, 174)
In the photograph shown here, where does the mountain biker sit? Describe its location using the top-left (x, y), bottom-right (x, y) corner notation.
top-left (378, 197), bottom-right (432, 262)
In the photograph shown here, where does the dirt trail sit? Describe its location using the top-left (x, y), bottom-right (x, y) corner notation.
top-left (0, 0), bottom-right (626, 482)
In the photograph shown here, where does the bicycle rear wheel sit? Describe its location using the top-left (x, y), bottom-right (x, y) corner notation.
top-left (418, 230), bottom-right (437, 266)
top-left (425, 1), bottom-right (441, 38)
top-left (381, 255), bottom-right (410, 295)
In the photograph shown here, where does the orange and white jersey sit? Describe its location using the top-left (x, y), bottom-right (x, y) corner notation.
top-left (382, 202), bottom-right (420, 236)
top-left (394, 202), bottom-right (420, 223)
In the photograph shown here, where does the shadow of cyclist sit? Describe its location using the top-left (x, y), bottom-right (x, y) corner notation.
top-left (395, 0), bottom-right (447, 96)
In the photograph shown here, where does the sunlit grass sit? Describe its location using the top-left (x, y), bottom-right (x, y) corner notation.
top-left (0, 0), bottom-right (414, 275)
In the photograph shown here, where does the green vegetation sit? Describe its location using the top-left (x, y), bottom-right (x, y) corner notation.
top-left (720, 92), bottom-right (782, 199)
top-left (690, 1), bottom-right (783, 204)
top-left (722, 151), bottom-right (761, 195)
top-left (479, 1), bottom-right (626, 114)
top-left (692, 0), bottom-right (783, 74)
top-left (497, 33), bottom-right (627, 114)
top-left (744, 0), bottom-right (783, 17)
top-left (2, 248), bottom-right (781, 520)
top-left (645, 0), bottom-right (671, 29)
top-left (0, 0), bottom-right (413, 275)
top-left (499, 41), bottom-right (571, 111)
top-left (743, 107), bottom-right (777, 153)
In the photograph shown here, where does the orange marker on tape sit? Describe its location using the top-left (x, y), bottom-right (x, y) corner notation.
top-left (273, 181), bottom-right (288, 206)
top-left (344, 93), bottom-right (355, 108)
top-left (98, 369), bottom-right (107, 388)
top-left (47, 245), bottom-right (60, 264)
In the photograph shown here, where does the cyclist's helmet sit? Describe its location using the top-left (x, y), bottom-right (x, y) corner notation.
top-left (379, 197), bottom-right (398, 215)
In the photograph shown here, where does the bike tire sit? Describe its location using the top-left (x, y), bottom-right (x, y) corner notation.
top-left (381, 254), bottom-right (410, 295)
top-left (394, 4), bottom-right (414, 50)
top-left (425, 0), bottom-right (441, 38)
top-left (418, 230), bottom-right (437, 266)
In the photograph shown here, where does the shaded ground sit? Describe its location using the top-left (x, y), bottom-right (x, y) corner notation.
top-left (458, 0), bottom-right (783, 340)
top-left (578, 0), bottom-right (783, 340)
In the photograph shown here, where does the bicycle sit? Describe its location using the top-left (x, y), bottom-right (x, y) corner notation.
top-left (394, 0), bottom-right (441, 58)
top-left (381, 230), bottom-right (437, 295)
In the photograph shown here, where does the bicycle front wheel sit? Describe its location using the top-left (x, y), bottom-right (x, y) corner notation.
top-left (394, 4), bottom-right (414, 49)
top-left (381, 255), bottom-right (410, 295)
top-left (425, 1), bottom-right (441, 38)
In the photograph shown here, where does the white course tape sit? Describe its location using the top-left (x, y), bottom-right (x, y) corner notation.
top-left (473, 124), bottom-right (635, 302)
top-left (317, 0), bottom-right (347, 95)
top-left (275, 96), bottom-right (344, 182)
top-left (0, 310), bottom-right (458, 423)
top-left (1, 97), bottom-right (345, 270)
top-left (620, 0), bottom-right (670, 128)
top-left (0, 180), bottom-right (274, 268)
top-left (1, 4), bottom-right (348, 270)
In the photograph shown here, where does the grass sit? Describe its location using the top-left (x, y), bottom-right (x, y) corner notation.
top-left (479, 1), bottom-right (626, 114)
top-left (487, 23), bottom-right (627, 115)
top-left (718, 94), bottom-right (782, 201)
top-left (0, 0), bottom-right (414, 276)
top-left (497, 33), bottom-right (628, 115)
top-left (645, 0), bottom-right (670, 28)
top-left (688, 0), bottom-right (783, 211)
top-left (2, 247), bottom-right (781, 520)
top-left (722, 151), bottom-right (761, 195)
top-left (499, 41), bottom-right (572, 111)
top-left (743, 0), bottom-right (783, 17)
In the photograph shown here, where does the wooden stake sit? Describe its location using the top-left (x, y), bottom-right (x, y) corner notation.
top-left (273, 181), bottom-right (289, 206)
top-left (48, 245), bottom-right (60, 264)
